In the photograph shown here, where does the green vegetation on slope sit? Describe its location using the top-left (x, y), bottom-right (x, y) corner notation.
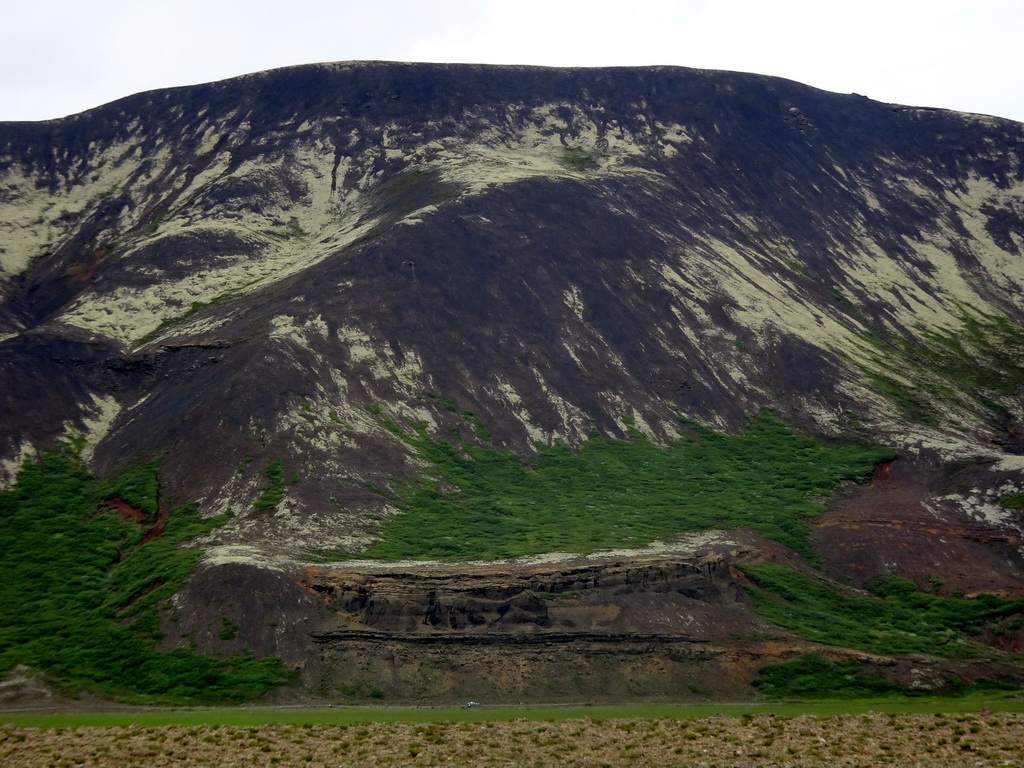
top-left (754, 654), bottom-right (905, 699)
top-left (559, 146), bottom-right (601, 171)
top-left (743, 565), bottom-right (1024, 658)
top-left (1000, 492), bottom-right (1024, 510)
top-left (0, 450), bottom-right (292, 703)
top-left (355, 412), bottom-right (894, 562)
top-left (254, 458), bottom-right (286, 511)
top-left (93, 456), bottom-right (162, 516)
top-left (753, 653), bottom-right (1022, 699)
top-left (857, 307), bottom-right (1024, 427)
top-left (101, 502), bottom-right (232, 642)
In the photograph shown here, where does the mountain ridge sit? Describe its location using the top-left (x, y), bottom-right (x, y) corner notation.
top-left (1, 61), bottom-right (1023, 702)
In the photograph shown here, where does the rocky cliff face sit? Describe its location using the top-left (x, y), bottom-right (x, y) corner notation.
top-left (2, 62), bottom-right (1023, 700)
top-left (298, 535), bottom-right (838, 702)
top-left (304, 541), bottom-right (759, 637)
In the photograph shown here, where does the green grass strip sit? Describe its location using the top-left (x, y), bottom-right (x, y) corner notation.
top-left (5, 697), bottom-right (1024, 729)
top-left (855, 306), bottom-right (1024, 426)
top-left (253, 458), bottom-right (286, 511)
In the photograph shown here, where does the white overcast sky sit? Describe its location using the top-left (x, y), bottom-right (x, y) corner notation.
top-left (3, 0), bottom-right (1023, 123)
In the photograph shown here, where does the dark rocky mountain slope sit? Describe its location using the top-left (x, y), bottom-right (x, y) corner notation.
top-left (2, 62), bottom-right (1023, 702)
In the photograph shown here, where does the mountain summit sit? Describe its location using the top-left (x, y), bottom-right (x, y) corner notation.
top-left (2, 62), bottom-right (1023, 702)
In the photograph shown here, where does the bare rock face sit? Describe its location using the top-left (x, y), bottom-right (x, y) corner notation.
top-left (301, 540), bottom-right (817, 702)
top-left (1, 62), bottom-right (1023, 699)
top-left (815, 458), bottom-right (1024, 596)
top-left (0, 667), bottom-right (63, 710)
top-left (305, 548), bottom-right (762, 638)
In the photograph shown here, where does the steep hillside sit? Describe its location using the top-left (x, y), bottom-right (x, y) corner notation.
top-left (1, 62), bottom-right (1023, 702)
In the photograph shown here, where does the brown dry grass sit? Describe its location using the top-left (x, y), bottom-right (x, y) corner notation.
top-left (2, 712), bottom-right (1023, 767)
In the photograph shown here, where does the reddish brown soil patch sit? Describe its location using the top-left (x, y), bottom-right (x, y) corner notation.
top-left (141, 519), bottom-right (166, 544)
top-left (870, 460), bottom-right (893, 485)
top-left (107, 497), bottom-right (165, 543)
top-left (813, 459), bottom-right (1024, 596)
top-left (63, 245), bottom-right (109, 281)
top-left (109, 497), bottom-right (147, 522)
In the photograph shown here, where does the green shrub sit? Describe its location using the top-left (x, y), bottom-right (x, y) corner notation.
top-left (742, 565), bottom-right (1024, 657)
top-left (93, 456), bottom-right (162, 516)
top-left (220, 617), bottom-right (239, 641)
top-left (560, 147), bottom-right (600, 171)
top-left (253, 459), bottom-right (285, 511)
top-left (754, 654), bottom-right (903, 698)
top-left (461, 411), bottom-right (491, 441)
top-left (998, 492), bottom-right (1024, 510)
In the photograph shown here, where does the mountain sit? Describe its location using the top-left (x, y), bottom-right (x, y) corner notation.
top-left (1, 62), bottom-right (1024, 703)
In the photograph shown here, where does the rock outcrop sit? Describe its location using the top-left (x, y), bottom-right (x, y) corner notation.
top-left (300, 537), bottom-right (819, 701)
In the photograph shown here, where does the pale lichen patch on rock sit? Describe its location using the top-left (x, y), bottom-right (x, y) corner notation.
top-left (530, 369), bottom-right (592, 446)
top-left (0, 442), bottom-right (34, 492)
top-left (338, 529), bottom-right (744, 573)
top-left (997, 454), bottom-right (1024, 472)
top-left (564, 285), bottom-right (585, 320)
top-left (0, 169), bottom-right (62, 279)
top-left (58, 209), bottom-right (379, 343)
top-left (424, 104), bottom-right (678, 194)
top-left (938, 488), bottom-right (1019, 529)
top-left (492, 379), bottom-right (546, 445)
top-left (948, 173), bottom-right (1024, 288)
top-left (76, 394), bottom-right (122, 463)
top-left (198, 544), bottom-right (295, 572)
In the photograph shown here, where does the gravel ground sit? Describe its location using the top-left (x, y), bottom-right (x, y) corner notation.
top-left (2, 711), bottom-right (1024, 767)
